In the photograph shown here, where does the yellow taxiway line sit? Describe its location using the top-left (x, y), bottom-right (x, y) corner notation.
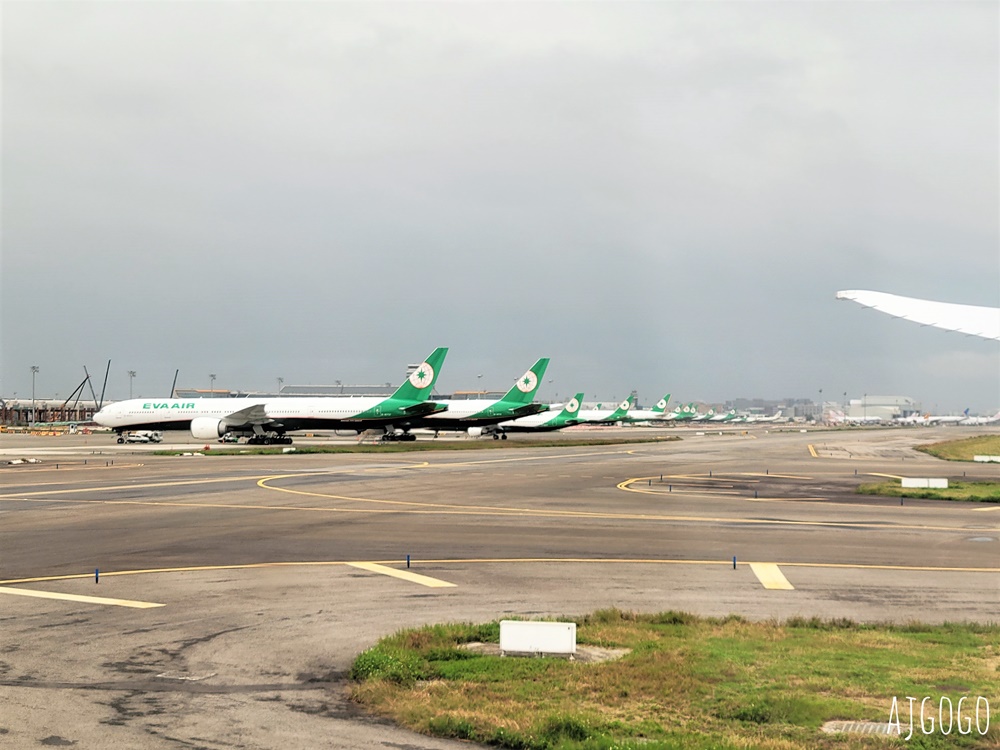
top-left (1, 558), bottom-right (997, 588)
top-left (347, 562), bottom-right (456, 588)
top-left (808, 444), bottom-right (818, 458)
top-left (0, 585), bottom-right (164, 608)
top-left (749, 563), bottom-right (795, 590)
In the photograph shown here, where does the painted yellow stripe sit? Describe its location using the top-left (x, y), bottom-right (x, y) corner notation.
top-left (1, 558), bottom-right (997, 589)
top-left (808, 444), bottom-right (818, 458)
top-left (749, 563), bottom-right (795, 590)
top-left (868, 472), bottom-right (904, 480)
top-left (347, 562), bottom-right (456, 588)
top-left (0, 586), bottom-right (164, 608)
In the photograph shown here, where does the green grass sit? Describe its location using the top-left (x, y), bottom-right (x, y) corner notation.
top-left (916, 435), bottom-right (1000, 462)
top-left (857, 480), bottom-right (1000, 503)
top-left (349, 610), bottom-right (1000, 749)
top-left (154, 436), bottom-right (678, 456)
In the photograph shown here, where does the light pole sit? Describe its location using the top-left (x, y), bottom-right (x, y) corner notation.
top-left (477, 374), bottom-right (483, 393)
top-left (128, 370), bottom-right (136, 399)
top-left (863, 393), bottom-right (867, 421)
top-left (30, 365), bottom-right (39, 424)
top-left (818, 388), bottom-right (823, 422)
top-left (209, 373), bottom-right (216, 396)
top-left (276, 377), bottom-right (283, 396)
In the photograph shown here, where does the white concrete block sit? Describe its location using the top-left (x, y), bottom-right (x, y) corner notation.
top-left (500, 621), bottom-right (576, 655)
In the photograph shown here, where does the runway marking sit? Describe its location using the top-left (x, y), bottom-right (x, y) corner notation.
top-left (738, 472), bottom-right (813, 480)
top-left (749, 563), bottom-right (795, 590)
top-left (347, 562), bottom-right (456, 588)
top-left (0, 586), bottom-right (164, 608)
top-left (808, 444), bottom-right (818, 458)
top-left (1, 558), bottom-right (997, 588)
top-left (867, 473), bottom-right (905, 480)
top-left (973, 506), bottom-right (1000, 512)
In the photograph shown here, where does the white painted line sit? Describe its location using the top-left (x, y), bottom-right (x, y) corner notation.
top-left (973, 506), bottom-right (1000, 512)
top-left (0, 586), bottom-right (165, 608)
top-left (347, 562), bottom-right (456, 588)
top-left (749, 563), bottom-right (795, 590)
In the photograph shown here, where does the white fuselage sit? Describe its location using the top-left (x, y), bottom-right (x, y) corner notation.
top-left (93, 396), bottom-right (416, 430)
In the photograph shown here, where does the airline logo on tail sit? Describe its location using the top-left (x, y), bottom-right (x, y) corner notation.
top-left (500, 358), bottom-right (550, 404)
top-left (516, 369), bottom-right (539, 393)
top-left (565, 396), bottom-right (581, 413)
top-left (408, 361), bottom-right (436, 389)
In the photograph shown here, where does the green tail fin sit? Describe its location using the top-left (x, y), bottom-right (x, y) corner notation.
top-left (607, 394), bottom-right (636, 420)
top-left (651, 393), bottom-right (671, 414)
top-left (558, 392), bottom-right (585, 419)
top-left (498, 358), bottom-right (549, 404)
top-left (389, 347), bottom-right (448, 402)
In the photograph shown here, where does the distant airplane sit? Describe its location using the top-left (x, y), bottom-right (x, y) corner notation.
top-left (577, 394), bottom-right (636, 425)
top-left (741, 410), bottom-right (785, 424)
top-left (620, 393), bottom-right (673, 423)
top-left (93, 347), bottom-right (450, 444)
top-left (499, 392), bottom-right (585, 433)
top-left (669, 403), bottom-right (700, 422)
top-left (960, 409), bottom-right (1000, 425)
top-left (827, 410), bottom-right (881, 425)
top-left (836, 290), bottom-right (1000, 341)
top-left (414, 358), bottom-right (550, 439)
top-left (708, 409), bottom-right (739, 422)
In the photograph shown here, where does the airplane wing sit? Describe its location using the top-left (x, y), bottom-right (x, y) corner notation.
top-left (836, 290), bottom-right (1000, 341)
top-left (222, 403), bottom-right (271, 425)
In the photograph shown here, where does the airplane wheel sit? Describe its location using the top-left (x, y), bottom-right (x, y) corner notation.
top-left (116, 437), bottom-right (124, 444)
top-left (493, 434), bottom-right (499, 440)
top-left (501, 433), bottom-right (507, 440)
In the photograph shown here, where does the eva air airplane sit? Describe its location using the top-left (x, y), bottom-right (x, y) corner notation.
top-left (499, 392), bottom-right (585, 433)
top-left (619, 393), bottom-right (672, 423)
top-left (93, 347), bottom-right (449, 444)
top-left (576, 394), bottom-right (636, 425)
top-left (414, 358), bottom-right (550, 439)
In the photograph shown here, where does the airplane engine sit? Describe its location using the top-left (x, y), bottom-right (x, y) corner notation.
top-left (467, 427), bottom-right (485, 438)
top-left (191, 417), bottom-right (228, 439)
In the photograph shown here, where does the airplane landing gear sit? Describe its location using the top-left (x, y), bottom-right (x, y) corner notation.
top-left (247, 434), bottom-right (292, 445)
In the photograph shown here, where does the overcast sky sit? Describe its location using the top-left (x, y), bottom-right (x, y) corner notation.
top-left (3, 2), bottom-right (998, 413)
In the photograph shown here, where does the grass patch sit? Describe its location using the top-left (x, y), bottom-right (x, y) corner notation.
top-left (154, 436), bottom-right (678, 456)
top-left (916, 435), bottom-right (1000, 462)
top-left (349, 612), bottom-right (1000, 749)
top-left (858, 480), bottom-right (1000, 503)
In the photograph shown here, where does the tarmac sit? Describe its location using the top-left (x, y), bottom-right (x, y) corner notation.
top-left (1, 425), bottom-right (997, 748)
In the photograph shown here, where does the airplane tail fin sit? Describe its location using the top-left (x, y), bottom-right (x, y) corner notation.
top-left (389, 347), bottom-right (448, 402)
top-left (498, 358), bottom-right (550, 404)
top-left (607, 394), bottom-right (636, 420)
top-left (559, 393), bottom-right (585, 419)
top-left (651, 393), bottom-right (671, 414)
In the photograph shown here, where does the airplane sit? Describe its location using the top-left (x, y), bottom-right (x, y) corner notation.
top-left (619, 393), bottom-right (674, 423)
top-left (691, 408), bottom-right (716, 422)
top-left (498, 392), bottom-right (586, 433)
top-left (960, 409), bottom-right (1000, 426)
top-left (836, 290), bottom-right (1000, 341)
top-left (413, 358), bottom-right (551, 439)
top-left (576, 394), bottom-right (636, 425)
top-left (925, 409), bottom-right (971, 425)
top-left (92, 347), bottom-right (450, 444)
top-left (827, 410), bottom-right (881, 425)
top-left (669, 403), bottom-right (700, 422)
top-left (708, 409), bottom-right (739, 422)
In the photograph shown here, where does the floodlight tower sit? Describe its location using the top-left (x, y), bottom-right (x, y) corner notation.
top-left (30, 365), bottom-right (39, 423)
top-left (210, 373), bottom-right (216, 396)
top-left (128, 370), bottom-right (136, 399)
